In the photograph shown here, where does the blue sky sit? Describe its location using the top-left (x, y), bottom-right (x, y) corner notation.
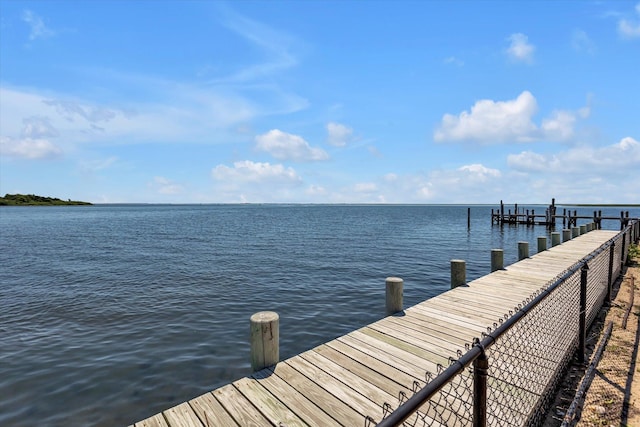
top-left (1, 1), bottom-right (639, 204)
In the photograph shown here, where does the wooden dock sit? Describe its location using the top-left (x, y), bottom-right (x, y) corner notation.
top-left (131, 229), bottom-right (628, 427)
top-left (491, 198), bottom-right (636, 229)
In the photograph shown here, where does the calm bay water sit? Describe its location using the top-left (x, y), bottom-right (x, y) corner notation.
top-left (1, 204), bottom-right (637, 426)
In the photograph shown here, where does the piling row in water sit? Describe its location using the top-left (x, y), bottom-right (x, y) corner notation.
top-left (249, 221), bottom-right (608, 368)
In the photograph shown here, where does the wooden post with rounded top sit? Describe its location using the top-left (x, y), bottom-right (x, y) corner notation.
top-left (572, 227), bottom-right (580, 238)
top-left (250, 311), bottom-right (279, 371)
top-left (551, 232), bottom-right (561, 247)
top-left (451, 260), bottom-right (466, 289)
top-left (563, 229), bottom-right (571, 242)
top-left (385, 277), bottom-right (403, 315)
top-left (537, 236), bottom-right (547, 253)
top-left (518, 241), bottom-right (529, 260)
top-left (491, 249), bottom-right (504, 272)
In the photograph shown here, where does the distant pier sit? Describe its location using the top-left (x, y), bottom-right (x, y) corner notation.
top-left (491, 198), bottom-right (636, 230)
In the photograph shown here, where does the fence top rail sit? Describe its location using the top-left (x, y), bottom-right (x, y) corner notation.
top-left (376, 219), bottom-right (638, 427)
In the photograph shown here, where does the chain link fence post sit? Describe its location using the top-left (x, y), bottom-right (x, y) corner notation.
top-left (606, 241), bottom-right (616, 304)
top-left (473, 349), bottom-right (488, 427)
top-left (579, 262), bottom-right (589, 364)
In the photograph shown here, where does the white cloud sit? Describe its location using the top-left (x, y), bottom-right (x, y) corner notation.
top-left (255, 129), bottom-right (329, 161)
top-left (354, 182), bottom-right (378, 193)
top-left (506, 151), bottom-right (547, 172)
top-left (618, 3), bottom-right (640, 38)
top-left (215, 8), bottom-right (299, 83)
top-left (444, 56), bottom-right (464, 66)
top-left (0, 136), bottom-right (62, 159)
top-left (541, 110), bottom-right (577, 140)
top-left (151, 176), bottom-right (184, 195)
top-left (571, 30), bottom-right (596, 54)
top-left (78, 156), bottom-right (118, 173)
top-left (21, 10), bottom-right (55, 40)
top-left (507, 137), bottom-right (640, 173)
top-left (212, 160), bottom-right (301, 183)
top-left (0, 84), bottom-right (262, 152)
top-left (434, 91), bottom-right (538, 143)
top-left (457, 164), bottom-right (501, 182)
top-left (506, 33), bottom-right (535, 63)
top-left (21, 116), bottom-right (59, 138)
top-left (434, 91), bottom-right (587, 144)
top-left (326, 122), bottom-right (354, 147)
top-left (306, 185), bottom-right (327, 196)
top-left (210, 160), bottom-right (303, 203)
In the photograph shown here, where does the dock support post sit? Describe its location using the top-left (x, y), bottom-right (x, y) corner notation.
top-left (518, 242), bottom-right (529, 260)
top-left (473, 349), bottom-right (488, 427)
top-left (572, 227), bottom-right (580, 238)
top-left (580, 225), bottom-right (587, 235)
top-left (621, 211), bottom-right (625, 230)
top-left (385, 277), bottom-right (404, 315)
top-left (250, 311), bottom-right (279, 371)
top-left (468, 207), bottom-right (471, 229)
top-left (491, 249), bottom-right (504, 272)
top-left (578, 263), bottom-right (589, 364)
top-left (607, 242), bottom-right (616, 304)
top-left (451, 260), bottom-right (466, 289)
top-left (563, 229), bottom-right (571, 242)
top-left (551, 232), bottom-right (561, 247)
top-left (537, 236), bottom-right (547, 253)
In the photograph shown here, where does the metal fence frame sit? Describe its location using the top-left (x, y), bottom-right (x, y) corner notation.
top-left (376, 220), bottom-right (639, 427)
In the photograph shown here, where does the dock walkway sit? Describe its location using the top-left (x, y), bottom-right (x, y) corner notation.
top-left (132, 229), bottom-right (624, 427)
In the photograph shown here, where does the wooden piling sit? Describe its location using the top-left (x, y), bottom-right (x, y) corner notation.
top-left (572, 227), bottom-right (580, 238)
top-left (537, 236), bottom-right (547, 253)
top-left (563, 229), bottom-right (571, 242)
top-left (551, 232), bottom-right (560, 247)
top-left (580, 225), bottom-right (587, 235)
top-left (451, 260), bottom-right (466, 289)
top-left (250, 311), bottom-right (279, 371)
top-left (518, 241), bottom-right (529, 260)
top-left (385, 277), bottom-right (404, 315)
top-left (491, 249), bottom-right (504, 272)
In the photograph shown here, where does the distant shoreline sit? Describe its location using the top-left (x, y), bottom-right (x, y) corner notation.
top-left (0, 194), bottom-right (92, 206)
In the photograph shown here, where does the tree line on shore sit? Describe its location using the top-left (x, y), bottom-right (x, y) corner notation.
top-left (0, 194), bottom-right (92, 206)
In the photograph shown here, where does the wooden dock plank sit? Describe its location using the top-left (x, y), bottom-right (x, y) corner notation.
top-left (135, 413), bottom-right (169, 427)
top-left (384, 315), bottom-right (470, 347)
top-left (286, 355), bottom-right (382, 419)
top-left (234, 377), bottom-right (309, 426)
top-left (368, 319), bottom-right (463, 356)
top-left (273, 360), bottom-right (362, 426)
top-left (252, 368), bottom-right (340, 427)
top-left (212, 384), bottom-right (271, 427)
top-left (163, 403), bottom-right (203, 427)
top-left (337, 333), bottom-right (436, 381)
top-left (359, 326), bottom-right (451, 366)
top-left (188, 392), bottom-right (239, 427)
top-left (402, 309), bottom-right (481, 338)
top-left (313, 344), bottom-right (413, 396)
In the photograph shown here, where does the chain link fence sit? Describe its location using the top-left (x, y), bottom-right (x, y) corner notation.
top-left (373, 220), bottom-right (639, 427)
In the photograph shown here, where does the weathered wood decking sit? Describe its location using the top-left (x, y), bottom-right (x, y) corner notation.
top-left (132, 230), bottom-right (619, 427)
